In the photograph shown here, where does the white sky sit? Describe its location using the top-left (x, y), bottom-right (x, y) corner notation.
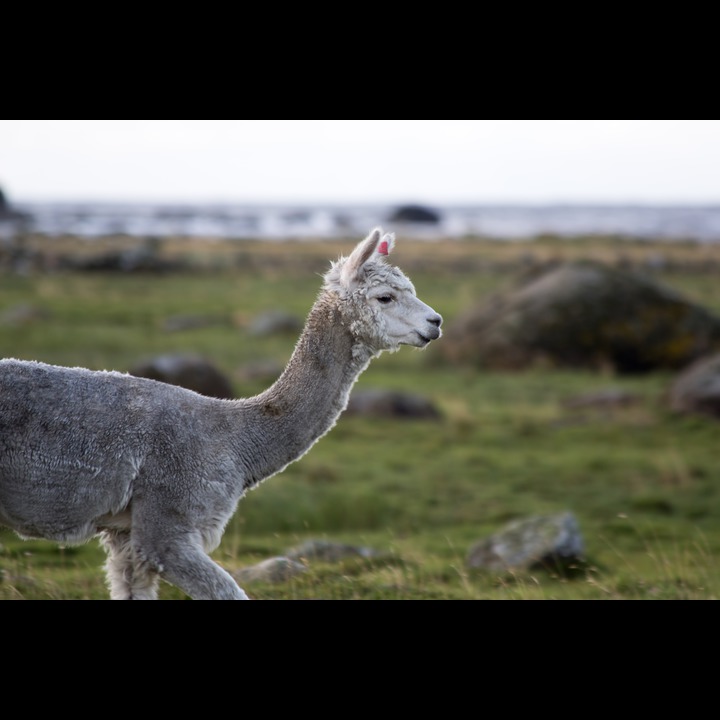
top-left (1, 120), bottom-right (719, 205)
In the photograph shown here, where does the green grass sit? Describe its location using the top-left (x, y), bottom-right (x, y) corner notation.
top-left (2, 235), bottom-right (720, 599)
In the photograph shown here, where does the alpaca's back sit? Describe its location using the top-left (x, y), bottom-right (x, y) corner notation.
top-left (0, 359), bottom-right (240, 544)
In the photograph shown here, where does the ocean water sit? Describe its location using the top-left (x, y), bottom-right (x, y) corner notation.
top-left (3, 201), bottom-right (720, 242)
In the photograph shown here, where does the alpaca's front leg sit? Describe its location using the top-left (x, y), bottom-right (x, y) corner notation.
top-left (155, 540), bottom-right (250, 600)
top-left (101, 530), bottom-right (160, 600)
top-left (128, 516), bottom-right (249, 599)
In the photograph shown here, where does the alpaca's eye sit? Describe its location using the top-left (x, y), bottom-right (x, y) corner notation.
top-left (377, 295), bottom-right (393, 304)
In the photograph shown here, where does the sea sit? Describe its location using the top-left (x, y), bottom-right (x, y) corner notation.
top-left (3, 201), bottom-right (720, 243)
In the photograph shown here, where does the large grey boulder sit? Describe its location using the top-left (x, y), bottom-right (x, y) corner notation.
top-left (669, 352), bottom-right (720, 419)
top-left (438, 261), bottom-right (720, 373)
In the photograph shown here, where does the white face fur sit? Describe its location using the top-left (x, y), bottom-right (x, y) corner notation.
top-left (362, 263), bottom-right (442, 351)
top-left (325, 228), bottom-right (443, 353)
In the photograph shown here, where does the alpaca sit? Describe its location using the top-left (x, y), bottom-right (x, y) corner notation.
top-left (0, 228), bottom-right (442, 599)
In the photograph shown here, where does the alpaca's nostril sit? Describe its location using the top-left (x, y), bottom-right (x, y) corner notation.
top-left (428, 314), bottom-right (442, 327)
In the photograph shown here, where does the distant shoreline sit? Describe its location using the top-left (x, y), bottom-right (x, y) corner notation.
top-left (3, 201), bottom-right (720, 243)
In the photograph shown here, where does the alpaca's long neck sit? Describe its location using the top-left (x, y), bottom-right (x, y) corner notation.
top-left (237, 292), bottom-right (374, 487)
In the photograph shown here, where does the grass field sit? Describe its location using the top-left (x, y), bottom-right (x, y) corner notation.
top-left (1, 234), bottom-right (720, 599)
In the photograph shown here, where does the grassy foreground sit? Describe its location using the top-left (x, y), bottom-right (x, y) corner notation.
top-left (1, 234), bottom-right (720, 600)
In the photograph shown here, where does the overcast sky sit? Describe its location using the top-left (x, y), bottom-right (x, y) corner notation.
top-left (2, 120), bottom-right (719, 205)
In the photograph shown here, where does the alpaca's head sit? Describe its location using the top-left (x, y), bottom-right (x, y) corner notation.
top-left (324, 228), bottom-right (443, 353)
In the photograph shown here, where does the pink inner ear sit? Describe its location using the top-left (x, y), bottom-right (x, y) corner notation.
top-left (378, 240), bottom-right (389, 255)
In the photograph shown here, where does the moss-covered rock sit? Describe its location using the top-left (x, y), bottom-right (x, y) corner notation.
top-left (439, 261), bottom-right (720, 373)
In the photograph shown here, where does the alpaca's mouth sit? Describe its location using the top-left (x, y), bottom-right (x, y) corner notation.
top-left (415, 330), bottom-right (438, 345)
top-left (420, 327), bottom-right (442, 342)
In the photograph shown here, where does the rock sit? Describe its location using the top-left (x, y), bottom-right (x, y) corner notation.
top-left (438, 261), bottom-right (720, 373)
top-left (562, 387), bottom-right (641, 409)
top-left (129, 354), bottom-right (235, 399)
top-left (466, 512), bottom-right (584, 572)
top-left (162, 314), bottom-right (229, 332)
top-left (70, 237), bottom-right (181, 273)
top-left (248, 310), bottom-right (303, 336)
top-left (0, 186), bottom-right (32, 225)
top-left (0, 303), bottom-right (51, 326)
top-left (285, 540), bottom-right (383, 562)
top-left (669, 353), bottom-right (720, 419)
top-left (230, 541), bottom-right (385, 588)
top-left (235, 360), bottom-right (283, 384)
top-left (345, 389), bottom-right (441, 419)
top-left (232, 557), bottom-right (307, 584)
top-left (388, 204), bottom-right (441, 224)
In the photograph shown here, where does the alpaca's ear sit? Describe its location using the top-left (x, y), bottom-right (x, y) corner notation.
top-left (377, 231), bottom-right (395, 256)
top-left (341, 227), bottom-right (384, 285)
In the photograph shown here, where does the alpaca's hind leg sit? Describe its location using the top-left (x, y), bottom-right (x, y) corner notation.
top-left (101, 530), bottom-right (160, 600)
